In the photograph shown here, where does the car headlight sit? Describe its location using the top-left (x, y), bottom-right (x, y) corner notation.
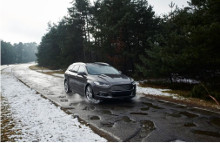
top-left (131, 81), bottom-right (136, 86)
top-left (94, 81), bottom-right (109, 87)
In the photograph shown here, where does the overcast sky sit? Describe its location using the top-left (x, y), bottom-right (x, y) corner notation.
top-left (0, 0), bottom-right (189, 44)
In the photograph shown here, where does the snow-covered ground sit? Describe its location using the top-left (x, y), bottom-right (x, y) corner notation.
top-left (53, 73), bottom-right (65, 78)
top-left (1, 68), bottom-right (106, 142)
top-left (136, 83), bottom-right (178, 98)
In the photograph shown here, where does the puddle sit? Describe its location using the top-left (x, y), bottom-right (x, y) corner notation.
top-left (163, 102), bottom-right (185, 109)
top-left (82, 106), bottom-right (95, 111)
top-left (140, 120), bottom-right (155, 131)
top-left (210, 117), bottom-right (220, 127)
top-left (100, 121), bottom-right (114, 127)
top-left (69, 103), bottom-right (80, 107)
top-left (130, 112), bottom-right (148, 116)
top-left (189, 108), bottom-right (215, 116)
top-left (184, 122), bottom-right (196, 127)
top-left (167, 113), bottom-right (181, 118)
top-left (60, 99), bottom-right (68, 102)
top-left (100, 110), bottom-right (112, 115)
top-left (130, 120), bottom-right (156, 140)
top-left (180, 111), bottom-right (198, 118)
top-left (142, 102), bottom-right (164, 109)
top-left (121, 116), bottom-right (132, 122)
top-left (58, 96), bottom-right (66, 98)
top-left (140, 107), bottom-right (149, 111)
top-left (89, 115), bottom-right (100, 120)
top-left (192, 130), bottom-right (220, 138)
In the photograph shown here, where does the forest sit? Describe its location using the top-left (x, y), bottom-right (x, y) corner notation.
top-left (1, 41), bottom-right (38, 65)
top-left (36, 0), bottom-right (220, 101)
top-left (36, 0), bottom-right (219, 79)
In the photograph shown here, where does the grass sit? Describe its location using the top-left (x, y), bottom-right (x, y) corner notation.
top-left (45, 71), bottom-right (65, 75)
top-left (1, 96), bottom-right (22, 141)
top-left (29, 65), bottom-right (65, 76)
top-left (29, 65), bottom-right (50, 71)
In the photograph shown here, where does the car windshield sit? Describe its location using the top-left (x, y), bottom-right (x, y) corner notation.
top-left (86, 64), bottom-right (120, 75)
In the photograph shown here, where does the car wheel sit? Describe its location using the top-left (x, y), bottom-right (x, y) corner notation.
top-left (64, 79), bottom-right (71, 93)
top-left (85, 85), bottom-right (101, 104)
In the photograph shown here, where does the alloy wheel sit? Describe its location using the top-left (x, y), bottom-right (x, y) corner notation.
top-left (86, 86), bottom-right (101, 104)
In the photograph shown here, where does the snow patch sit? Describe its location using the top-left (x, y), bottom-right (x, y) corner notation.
top-left (1, 68), bottom-right (106, 142)
top-left (136, 83), bottom-right (180, 99)
top-left (53, 73), bottom-right (65, 78)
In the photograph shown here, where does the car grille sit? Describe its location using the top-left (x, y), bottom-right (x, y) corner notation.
top-left (111, 91), bottom-right (132, 97)
top-left (111, 84), bottom-right (133, 91)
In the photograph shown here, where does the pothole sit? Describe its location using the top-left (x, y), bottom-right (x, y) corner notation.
top-left (100, 110), bottom-right (112, 115)
top-left (89, 115), bottom-right (100, 120)
top-left (100, 121), bottom-right (114, 127)
top-left (121, 116), bottom-right (132, 122)
top-left (130, 112), bottom-right (148, 116)
top-left (142, 102), bottom-right (164, 109)
top-left (140, 107), bottom-right (149, 111)
top-left (82, 106), bottom-right (95, 111)
top-left (167, 113), bottom-right (181, 118)
top-left (210, 117), bottom-right (220, 127)
top-left (192, 130), bottom-right (220, 138)
top-left (184, 122), bottom-right (196, 127)
top-left (129, 120), bottom-right (156, 141)
top-left (180, 111), bottom-right (198, 118)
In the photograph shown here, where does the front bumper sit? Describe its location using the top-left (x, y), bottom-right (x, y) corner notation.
top-left (93, 84), bottom-right (136, 100)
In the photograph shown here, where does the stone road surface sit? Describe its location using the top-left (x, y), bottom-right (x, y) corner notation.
top-left (10, 63), bottom-right (220, 141)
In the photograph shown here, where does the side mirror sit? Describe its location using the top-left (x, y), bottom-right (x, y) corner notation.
top-left (78, 72), bottom-right (86, 76)
top-left (119, 71), bottom-right (122, 74)
top-left (69, 69), bottom-right (74, 72)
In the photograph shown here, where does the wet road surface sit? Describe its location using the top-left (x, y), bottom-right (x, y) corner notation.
top-left (9, 64), bottom-right (220, 141)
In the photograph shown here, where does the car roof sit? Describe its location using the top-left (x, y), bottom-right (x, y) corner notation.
top-left (72, 62), bottom-right (110, 66)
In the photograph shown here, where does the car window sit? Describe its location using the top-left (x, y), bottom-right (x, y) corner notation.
top-left (67, 65), bottom-right (74, 71)
top-left (72, 65), bottom-right (79, 72)
top-left (78, 66), bottom-right (87, 73)
top-left (86, 64), bottom-right (120, 75)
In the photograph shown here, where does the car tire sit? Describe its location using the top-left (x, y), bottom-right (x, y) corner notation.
top-left (64, 79), bottom-right (71, 93)
top-left (85, 85), bottom-right (101, 104)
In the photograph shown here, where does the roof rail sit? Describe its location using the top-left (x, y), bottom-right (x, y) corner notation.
top-left (73, 62), bottom-right (86, 65)
top-left (94, 62), bottom-right (109, 66)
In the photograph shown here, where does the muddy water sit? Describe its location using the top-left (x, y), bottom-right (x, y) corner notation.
top-left (11, 64), bottom-right (220, 142)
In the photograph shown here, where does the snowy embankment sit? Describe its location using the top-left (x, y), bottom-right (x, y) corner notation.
top-left (136, 83), bottom-right (178, 98)
top-left (136, 82), bottom-right (181, 99)
top-left (1, 68), bottom-right (106, 142)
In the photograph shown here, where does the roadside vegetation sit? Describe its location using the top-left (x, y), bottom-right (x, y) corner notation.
top-left (35, 0), bottom-right (219, 103)
top-left (1, 42), bottom-right (37, 65)
top-left (29, 65), bottom-right (65, 76)
top-left (1, 96), bottom-right (22, 141)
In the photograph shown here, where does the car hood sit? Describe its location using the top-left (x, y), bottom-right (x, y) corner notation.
top-left (93, 74), bottom-right (133, 84)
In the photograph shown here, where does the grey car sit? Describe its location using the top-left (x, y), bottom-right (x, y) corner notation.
top-left (64, 62), bottom-right (136, 103)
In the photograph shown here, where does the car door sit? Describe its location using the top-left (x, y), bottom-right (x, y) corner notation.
top-left (76, 65), bottom-right (87, 95)
top-left (69, 65), bottom-right (79, 91)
